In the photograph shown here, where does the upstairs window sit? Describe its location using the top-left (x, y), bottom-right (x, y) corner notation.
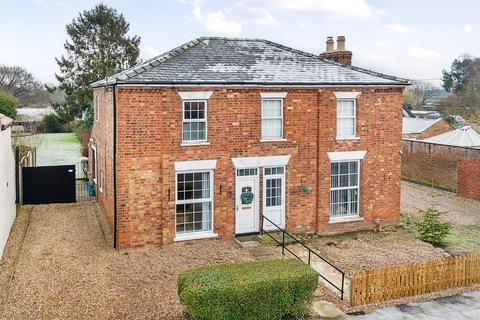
top-left (261, 99), bottom-right (283, 140)
top-left (182, 100), bottom-right (207, 143)
top-left (336, 99), bottom-right (356, 138)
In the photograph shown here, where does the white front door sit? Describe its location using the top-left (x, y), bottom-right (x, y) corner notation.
top-left (263, 166), bottom-right (286, 230)
top-left (235, 169), bottom-right (259, 234)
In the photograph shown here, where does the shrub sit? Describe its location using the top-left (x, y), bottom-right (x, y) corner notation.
top-left (178, 259), bottom-right (318, 320)
top-left (415, 207), bottom-right (452, 245)
top-left (42, 114), bottom-right (64, 133)
top-left (0, 92), bottom-right (17, 118)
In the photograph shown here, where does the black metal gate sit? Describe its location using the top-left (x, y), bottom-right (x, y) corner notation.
top-left (22, 165), bottom-right (76, 204)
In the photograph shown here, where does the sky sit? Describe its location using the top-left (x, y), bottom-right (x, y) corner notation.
top-left (1, 0), bottom-right (479, 87)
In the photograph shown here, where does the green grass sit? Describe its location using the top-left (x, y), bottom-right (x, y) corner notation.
top-left (35, 133), bottom-right (87, 166)
top-left (445, 227), bottom-right (480, 252)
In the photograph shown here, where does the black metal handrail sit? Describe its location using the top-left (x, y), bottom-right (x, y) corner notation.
top-left (261, 215), bottom-right (345, 300)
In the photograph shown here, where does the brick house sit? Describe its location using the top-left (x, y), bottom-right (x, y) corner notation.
top-left (402, 117), bottom-right (452, 140)
top-left (90, 36), bottom-right (409, 248)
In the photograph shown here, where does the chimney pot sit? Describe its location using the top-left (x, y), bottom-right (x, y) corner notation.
top-left (336, 36), bottom-right (346, 51)
top-left (326, 36), bottom-right (334, 52)
top-left (319, 35), bottom-right (352, 65)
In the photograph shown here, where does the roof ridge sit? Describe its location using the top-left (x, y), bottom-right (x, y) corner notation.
top-left (257, 38), bottom-right (410, 84)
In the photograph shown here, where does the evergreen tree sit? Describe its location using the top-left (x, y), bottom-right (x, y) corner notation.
top-left (52, 4), bottom-right (140, 122)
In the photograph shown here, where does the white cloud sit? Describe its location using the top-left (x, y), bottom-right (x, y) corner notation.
top-left (141, 45), bottom-right (162, 59)
top-left (193, 4), bottom-right (242, 35)
top-left (232, 2), bottom-right (278, 26)
top-left (378, 24), bottom-right (412, 34)
top-left (406, 47), bottom-right (442, 59)
top-left (463, 24), bottom-right (473, 32)
top-left (272, 0), bottom-right (384, 17)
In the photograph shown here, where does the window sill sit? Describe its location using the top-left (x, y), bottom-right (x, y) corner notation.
top-left (336, 136), bottom-right (360, 141)
top-left (329, 216), bottom-right (363, 224)
top-left (180, 141), bottom-right (211, 147)
top-left (260, 138), bottom-right (287, 142)
top-left (174, 232), bottom-right (218, 242)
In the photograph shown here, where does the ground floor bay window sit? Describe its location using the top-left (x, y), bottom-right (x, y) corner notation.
top-left (330, 160), bottom-right (360, 220)
top-left (175, 171), bottom-right (214, 240)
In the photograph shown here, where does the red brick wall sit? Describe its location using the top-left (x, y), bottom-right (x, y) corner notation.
top-left (93, 86), bottom-right (404, 248)
top-left (91, 88), bottom-right (115, 235)
top-left (457, 160), bottom-right (480, 201)
top-left (401, 140), bottom-right (480, 192)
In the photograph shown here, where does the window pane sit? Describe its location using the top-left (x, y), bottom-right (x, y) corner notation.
top-left (262, 119), bottom-right (282, 138)
top-left (338, 118), bottom-right (355, 136)
top-left (266, 177), bottom-right (282, 207)
top-left (337, 100), bottom-right (354, 117)
top-left (262, 99), bottom-right (282, 117)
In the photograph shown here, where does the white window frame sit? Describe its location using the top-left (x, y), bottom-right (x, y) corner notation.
top-left (91, 144), bottom-right (97, 184)
top-left (181, 99), bottom-right (209, 145)
top-left (262, 166), bottom-right (286, 229)
top-left (95, 95), bottom-right (99, 122)
top-left (336, 98), bottom-right (357, 140)
top-left (174, 170), bottom-right (217, 241)
top-left (261, 98), bottom-right (285, 141)
top-left (329, 160), bottom-right (362, 223)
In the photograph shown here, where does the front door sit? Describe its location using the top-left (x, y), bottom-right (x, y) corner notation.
top-left (235, 169), bottom-right (259, 234)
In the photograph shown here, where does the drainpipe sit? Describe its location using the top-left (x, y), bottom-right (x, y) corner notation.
top-left (315, 90), bottom-right (321, 234)
top-left (112, 83), bottom-right (118, 249)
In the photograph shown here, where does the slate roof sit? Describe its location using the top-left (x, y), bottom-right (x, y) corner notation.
top-left (92, 37), bottom-right (409, 87)
top-left (423, 126), bottom-right (480, 147)
top-left (402, 118), bottom-right (442, 134)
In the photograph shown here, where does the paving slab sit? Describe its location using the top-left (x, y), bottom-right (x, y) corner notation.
top-left (248, 246), bottom-right (273, 257)
top-left (311, 300), bottom-right (345, 318)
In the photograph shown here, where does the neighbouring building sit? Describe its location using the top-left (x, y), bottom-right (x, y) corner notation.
top-left (90, 36), bottom-right (409, 248)
top-left (0, 113), bottom-right (16, 258)
top-left (423, 126), bottom-right (480, 148)
top-left (402, 117), bottom-right (452, 140)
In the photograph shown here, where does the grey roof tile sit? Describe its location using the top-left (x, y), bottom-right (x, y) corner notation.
top-left (92, 37), bottom-right (409, 87)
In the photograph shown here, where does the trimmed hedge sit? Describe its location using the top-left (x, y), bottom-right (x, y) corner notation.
top-left (178, 259), bottom-right (318, 320)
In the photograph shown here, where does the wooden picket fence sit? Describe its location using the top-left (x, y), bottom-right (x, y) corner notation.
top-left (351, 253), bottom-right (480, 306)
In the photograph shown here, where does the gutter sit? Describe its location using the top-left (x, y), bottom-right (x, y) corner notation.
top-left (92, 81), bottom-right (409, 89)
top-left (112, 84), bottom-right (118, 249)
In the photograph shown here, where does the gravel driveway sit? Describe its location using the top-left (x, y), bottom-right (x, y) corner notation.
top-left (0, 202), bottom-right (255, 320)
top-left (401, 181), bottom-right (480, 227)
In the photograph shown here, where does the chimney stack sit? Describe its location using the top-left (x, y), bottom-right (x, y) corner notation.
top-left (336, 36), bottom-right (346, 51)
top-left (319, 35), bottom-right (352, 65)
top-left (326, 36), bottom-right (334, 52)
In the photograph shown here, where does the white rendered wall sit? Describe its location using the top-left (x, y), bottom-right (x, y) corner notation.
top-left (0, 126), bottom-right (16, 258)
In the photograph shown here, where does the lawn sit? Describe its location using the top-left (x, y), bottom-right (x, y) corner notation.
top-left (35, 133), bottom-right (87, 166)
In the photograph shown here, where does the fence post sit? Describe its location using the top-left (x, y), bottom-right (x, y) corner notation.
top-left (15, 146), bottom-right (20, 204)
top-left (282, 231), bottom-right (285, 255)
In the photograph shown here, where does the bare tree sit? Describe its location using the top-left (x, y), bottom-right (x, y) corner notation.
top-left (403, 80), bottom-right (435, 109)
top-left (0, 65), bottom-right (46, 105)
